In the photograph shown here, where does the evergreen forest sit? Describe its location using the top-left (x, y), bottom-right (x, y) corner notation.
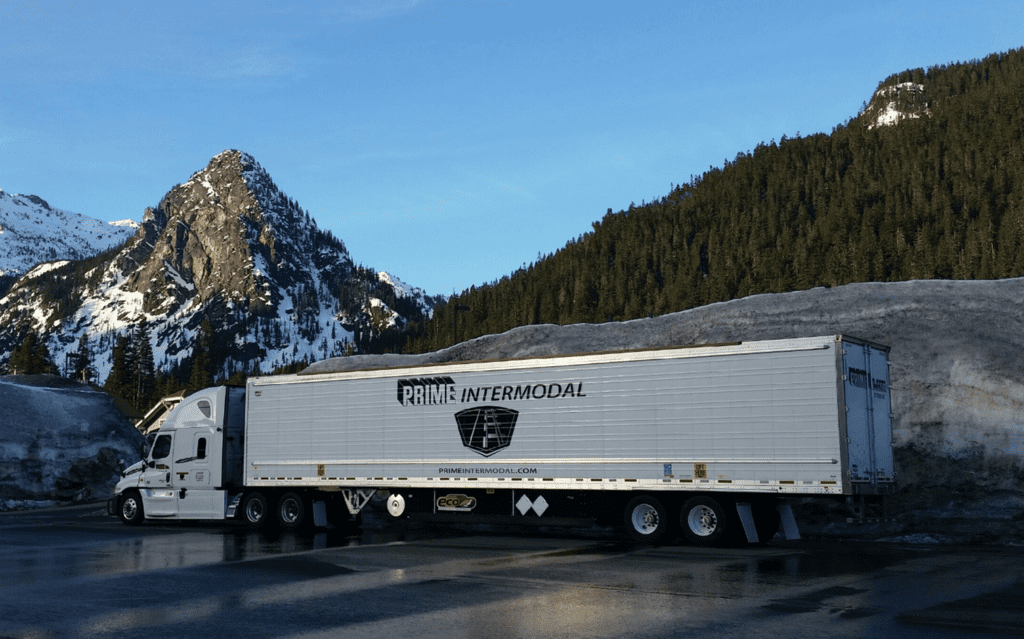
top-left (407, 48), bottom-right (1024, 353)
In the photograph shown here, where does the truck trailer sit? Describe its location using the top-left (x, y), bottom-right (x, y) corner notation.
top-left (110, 335), bottom-right (895, 545)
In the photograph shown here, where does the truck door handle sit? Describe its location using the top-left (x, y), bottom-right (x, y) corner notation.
top-left (166, 472), bottom-right (170, 483)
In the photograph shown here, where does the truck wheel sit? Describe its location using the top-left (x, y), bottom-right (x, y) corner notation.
top-left (679, 496), bottom-right (728, 546)
top-left (119, 490), bottom-right (144, 526)
top-left (277, 492), bottom-right (306, 530)
top-left (623, 495), bottom-right (670, 544)
top-left (240, 492), bottom-right (269, 528)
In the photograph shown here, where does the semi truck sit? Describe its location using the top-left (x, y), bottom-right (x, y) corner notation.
top-left (109, 335), bottom-right (895, 545)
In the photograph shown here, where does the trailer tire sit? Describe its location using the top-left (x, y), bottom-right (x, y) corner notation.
top-left (680, 496), bottom-right (728, 546)
top-left (239, 492), bottom-right (270, 528)
top-left (277, 492), bottom-right (306, 530)
top-left (623, 495), bottom-right (671, 544)
top-left (119, 490), bottom-right (144, 526)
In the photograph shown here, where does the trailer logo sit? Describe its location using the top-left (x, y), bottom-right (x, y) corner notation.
top-left (397, 377), bottom-right (586, 407)
top-left (397, 376), bottom-right (456, 406)
top-left (454, 406), bottom-right (518, 456)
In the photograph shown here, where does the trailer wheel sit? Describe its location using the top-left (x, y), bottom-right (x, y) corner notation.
top-left (623, 495), bottom-right (670, 544)
top-left (277, 492), bottom-right (306, 530)
top-left (240, 492), bottom-right (270, 528)
top-left (679, 496), bottom-right (728, 546)
top-left (119, 490), bottom-right (144, 526)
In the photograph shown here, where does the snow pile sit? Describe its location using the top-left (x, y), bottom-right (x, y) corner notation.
top-left (306, 277), bottom-right (1024, 540)
top-left (0, 375), bottom-right (145, 509)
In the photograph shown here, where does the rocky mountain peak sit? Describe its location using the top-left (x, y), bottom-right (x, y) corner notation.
top-left (863, 81), bottom-right (931, 129)
top-left (117, 149), bottom-right (351, 319)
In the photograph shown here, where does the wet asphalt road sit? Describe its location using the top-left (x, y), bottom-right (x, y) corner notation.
top-left (1, 503), bottom-right (1021, 638)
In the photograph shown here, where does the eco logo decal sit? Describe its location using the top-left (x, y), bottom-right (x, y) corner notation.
top-left (436, 494), bottom-right (478, 512)
top-left (454, 406), bottom-right (518, 457)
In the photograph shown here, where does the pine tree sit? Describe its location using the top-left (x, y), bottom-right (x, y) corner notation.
top-left (189, 319), bottom-right (214, 391)
top-left (33, 341), bottom-right (55, 375)
top-left (72, 334), bottom-right (96, 383)
top-left (8, 332), bottom-right (37, 374)
top-left (7, 331), bottom-right (56, 375)
top-left (104, 335), bottom-right (131, 399)
top-left (131, 320), bottom-right (157, 410)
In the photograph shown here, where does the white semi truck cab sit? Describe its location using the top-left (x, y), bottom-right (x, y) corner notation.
top-left (112, 386), bottom-right (248, 522)
top-left (110, 335), bottom-right (896, 545)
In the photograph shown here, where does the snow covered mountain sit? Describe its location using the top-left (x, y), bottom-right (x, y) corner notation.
top-left (0, 189), bottom-right (137, 279)
top-left (863, 81), bottom-right (932, 129)
top-left (0, 150), bottom-right (438, 382)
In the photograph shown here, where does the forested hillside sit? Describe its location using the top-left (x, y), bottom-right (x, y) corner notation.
top-left (407, 48), bottom-right (1024, 353)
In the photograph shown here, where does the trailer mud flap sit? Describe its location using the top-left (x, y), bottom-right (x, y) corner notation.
top-left (735, 502), bottom-right (759, 543)
top-left (737, 502), bottom-right (800, 543)
top-left (313, 500), bottom-right (328, 527)
top-left (778, 503), bottom-right (801, 540)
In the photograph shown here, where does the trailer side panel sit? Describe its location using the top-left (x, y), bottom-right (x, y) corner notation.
top-left (244, 336), bottom-right (857, 495)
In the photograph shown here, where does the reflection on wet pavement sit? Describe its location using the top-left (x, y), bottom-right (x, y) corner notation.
top-left (1, 505), bottom-right (1021, 639)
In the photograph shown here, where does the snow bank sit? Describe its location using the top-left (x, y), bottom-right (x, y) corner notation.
top-left (0, 375), bottom-right (145, 508)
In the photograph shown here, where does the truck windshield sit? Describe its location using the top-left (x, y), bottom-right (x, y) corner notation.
top-left (150, 435), bottom-right (172, 460)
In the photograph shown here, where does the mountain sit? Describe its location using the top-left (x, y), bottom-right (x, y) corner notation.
top-left (0, 189), bottom-right (138, 291)
top-left (408, 47), bottom-right (1024, 353)
top-left (0, 150), bottom-right (438, 391)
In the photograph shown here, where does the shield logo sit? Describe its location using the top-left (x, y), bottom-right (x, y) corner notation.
top-left (454, 406), bottom-right (518, 456)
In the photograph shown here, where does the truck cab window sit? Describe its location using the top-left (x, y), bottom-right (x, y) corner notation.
top-left (197, 400), bottom-right (212, 419)
top-left (151, 435), bottom-right (172, 460)
top-left (197, 437), bottom-right (207, 460)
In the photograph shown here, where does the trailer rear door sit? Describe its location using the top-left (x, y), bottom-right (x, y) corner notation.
top-left (841, 339), bottom-right (895, 491)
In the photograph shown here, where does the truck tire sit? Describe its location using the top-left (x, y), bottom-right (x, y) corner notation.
top-left (119, 490), bottom-right (144, 526)
top-left (240, 492), bottom-right (270, 528)
top-left (679, 496), bottom-right (728, 546)
top-left (623, 495), bottom-right (670, 544)
top-left (277, 492), bottom-right (306, 530)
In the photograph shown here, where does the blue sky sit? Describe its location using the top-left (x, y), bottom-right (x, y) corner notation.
top-left (3, 1), bottom-right (1023, 296)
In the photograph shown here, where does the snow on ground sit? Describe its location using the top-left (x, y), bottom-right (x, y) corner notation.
top-left (306, 277), bottom-right (1024, 540)
top-left (22, 261), bottom-right (72, 280)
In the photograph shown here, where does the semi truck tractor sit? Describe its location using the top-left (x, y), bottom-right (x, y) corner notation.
top-left (110, 335), bottom-right (895, 545)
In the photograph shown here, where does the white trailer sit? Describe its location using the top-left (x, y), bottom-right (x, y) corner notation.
top-left (110, 335), bottom-right (895, 545)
